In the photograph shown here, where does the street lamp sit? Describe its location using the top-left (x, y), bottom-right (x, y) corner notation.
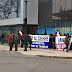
top-left (24, 0), bottom-right (28, 51)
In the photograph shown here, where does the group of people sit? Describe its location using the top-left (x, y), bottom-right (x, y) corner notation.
top-left (8, 33), bottom-right (32, 51)
top-left (49, 33), bottom-right (72, 52)
top-left (8, 33), bottom-right (19, 51)
top-left (20, 33), bottom-right (32, 50)
top-left (2, 30), bottom-right (72, 52)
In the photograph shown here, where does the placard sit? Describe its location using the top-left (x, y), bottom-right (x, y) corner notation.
top-left (30, 35), bottom-right (49, 49)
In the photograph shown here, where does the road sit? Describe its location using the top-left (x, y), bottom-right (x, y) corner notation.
top-left (0, 51), bottom-right (72, 72)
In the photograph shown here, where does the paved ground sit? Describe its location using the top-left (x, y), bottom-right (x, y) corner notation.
top-left (0, 43), bottom-right (72, 59)
top-left (0, 51), bottom-right (72, 72)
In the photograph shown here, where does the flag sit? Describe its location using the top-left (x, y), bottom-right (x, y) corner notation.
top-left (19, 30), bottom-right (22, 37)
top-left (55, 29), bottom-right (60, 36)
top-left (8, 34), bottom-right (11, 39)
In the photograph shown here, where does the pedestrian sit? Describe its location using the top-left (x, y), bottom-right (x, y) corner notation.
top-left (14, 34), bottom-right (19, 51)
top-left (29, 36), bottom-right (32, 50)
top-left (18, 36), bottom-right (22, 47)
top-left (1, 32), bottom-right (4, 44)
top-left (44, 29), bottom-right (47, 35)
top-left (27, 34), bottom-right (29, 48)
top-left (18, 31), bottom-right (22, 47)
top-left (8, 33), bottom-right (13, 51)
top-left (49, 34), bottom-right (53, 49)
top-left (52, 34), bottom-right (56, 49)
top-left (63, 33), bottom-right (70, 52)
top-left (21, 33), bottom-right (24, 48)
top-left (12, 33), bottom-right (15, 47)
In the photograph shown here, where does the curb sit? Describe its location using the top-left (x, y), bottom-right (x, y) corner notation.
top-left (36, 55), bottom-right (72, 59)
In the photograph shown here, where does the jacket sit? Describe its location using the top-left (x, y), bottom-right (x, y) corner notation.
top-left (64, 36), bottom-right (69, 44)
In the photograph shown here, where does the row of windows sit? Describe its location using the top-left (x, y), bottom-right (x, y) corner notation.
top-left (39, 21), bottom-right (72, 28)
top-left (0, 26), bottom-right (22, 42)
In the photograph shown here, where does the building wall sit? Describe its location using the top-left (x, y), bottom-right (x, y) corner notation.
top-left (52, 0), bottom-right (72, 35)
top-left (0, 0), bottom-right (24, 26)
top-left (26, 0), bottom-right (38, 25)
top-left (0, 0), bottom-right (38, 26)
top-left (52, 0), bottom-right (72, 13)
top-left (38, 0), bottom-right (52, 24)
top-left (0, 0), bottom-right (38, 42)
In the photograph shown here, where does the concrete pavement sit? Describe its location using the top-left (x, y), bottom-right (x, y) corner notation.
top-left (0, 44), bottom-right (72, 59)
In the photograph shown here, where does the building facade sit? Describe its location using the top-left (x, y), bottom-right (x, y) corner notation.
top-left (38, 0), bottom-right (72, 35)
top-left (1, 0), bottom-right (72, 41)
top-left (0, 0), bottom-right (38, 41)
top-left (0, 0), bottom-right (52, 41)
top-left (52, 0), bottom-right (72, 35)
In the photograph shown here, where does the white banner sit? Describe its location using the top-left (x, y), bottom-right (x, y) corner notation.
top-left (30, 35), bottom-right (49, 49)
top-left (56, 36), bottom-right (66, 50)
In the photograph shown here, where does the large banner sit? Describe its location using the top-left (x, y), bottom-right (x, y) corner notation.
top-left (30, 35), bottom-right (49, 49)
top-left (56, 36), bottom-right (66, 50)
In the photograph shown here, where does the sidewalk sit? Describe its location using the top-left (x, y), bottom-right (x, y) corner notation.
top-left (0, 44), bottom-right (72, 59)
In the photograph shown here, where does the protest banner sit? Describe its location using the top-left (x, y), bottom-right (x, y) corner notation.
top-left (56, 36), bottom-right (66, 50)
top-left (30, 35), bottom-right (49, 49)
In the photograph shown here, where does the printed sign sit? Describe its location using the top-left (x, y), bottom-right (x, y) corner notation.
top-left (56, 36), bottom-right (66, 50)
top-left (30, 35), bottom-right (49, 49)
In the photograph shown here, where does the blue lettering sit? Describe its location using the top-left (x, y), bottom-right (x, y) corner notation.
top-left (58, 38), bottom-right (65, 42)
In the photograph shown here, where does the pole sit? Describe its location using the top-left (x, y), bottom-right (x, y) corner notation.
top-left (24, 0), bottom-right (27, 51)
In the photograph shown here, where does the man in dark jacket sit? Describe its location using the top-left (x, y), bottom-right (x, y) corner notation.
top-left (49, 34), bottom-right (53, 48)
top-left (29, 36), bottom-right (32, 50)
top-left (52, 34), bottom-right (55, 49)
top-left (1, 33), bottom-right (4, 44)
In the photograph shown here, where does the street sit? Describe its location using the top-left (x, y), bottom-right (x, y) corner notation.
top-left (0, 51), bottom-right (72, 72)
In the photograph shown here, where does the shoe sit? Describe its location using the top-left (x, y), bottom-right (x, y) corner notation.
top-left (9, 50), bottom-right (12, 51)
top-left (15, 50), bottom-right (17, 51)
top-left (63, 49), bottom-right (64, 51)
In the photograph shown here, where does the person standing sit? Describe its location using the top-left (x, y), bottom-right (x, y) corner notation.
top-left (63, 33), bottom-right (70, 52)
top-left (8, 33), bottom-right (13, 51)
top-left (1, 32), bottom-right (4, 44)
top-left (44, 29), bottom-right (47, 35)
top-left (12, 33), bottom-right (15, 47)
top-left (29, 36), bottom-right (32, 50)
top-left (21, 33), bottom-right (24, 48)
top-left (52, 34), bottom-right (55, 49)
top-left (14, 34), bottom-right (19, 51)
top-left (49, 34), bottom-right (53, 48)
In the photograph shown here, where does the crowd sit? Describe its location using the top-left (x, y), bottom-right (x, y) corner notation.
top-left (8, 32), bottom-right (32, 51)
top-left (0, 30), bottom-right (72, 52)
top-left (47, 33), bottom-right (72, 52)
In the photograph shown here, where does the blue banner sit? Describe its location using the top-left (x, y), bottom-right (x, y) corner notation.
top-left (29, 35), bottom-right (49, 49)
top-left (31, 41), bottom-right (49, 49)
